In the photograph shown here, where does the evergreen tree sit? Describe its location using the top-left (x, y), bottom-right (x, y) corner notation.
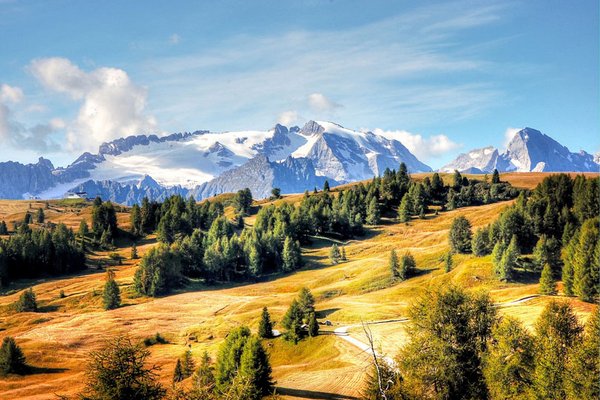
top-left (329, 244), bottom-right (341, 265)
top-left (365, 196), bottom-right (381, 225)
top-left (182, 349), bottom-right (195, 378)
top-left (398, 252), bottom-right (416, 281)
top-left (23, 212), bottom-right (32, 224)
top-left (539, 263), bottom-right (557, 295)
top-left (497, 235), bottom-right (519, 281)
top-left (397, 193), bottom-right (411, 223)
top-left (215, 326), bottom-right (251, 391)
top-left (396, 286), bottom-right (496, 399)
top-left (78, 220), bottom-right (89, 238)
top-left (81, 336), bottom-right (166, 400)
top-left (238, 336), bottom-right (274, 399)
top-left (449, 216), bottom-right (472, 253)
top-left (452, 170), bottom-right (463, 189)
top-left (298, 287), bottom-right (315, 318)
top-left (389, 249), bottom-right (399, 279)
top-left (131, 243), bottom-right (139, 259)
top-left (308, 312), bottom-right (319, 337)
top-left (0, 337), bottom-right (27, 376)
top-left (173, 359), bottom-right (184, 383)
top-left (340, 246), bottom-right (347, 261)
top-left (0, 220), bottom-right (7, 235)
top-left (258, 307), bottom-right (273, 339)
top-left (282, 299), bottom-right (303, 344)
top-left (102, 269), bottom-right (121, 310)
top-left (323, 180), bottom-right (330, 192)
top-left (193, 351), bottom-right (215, 389)
top-left (471, 227), bottom-right (489, 256)
top-left (36, 208), bottom-right (44, 223)
top-left (270, 188), bottom-right (281, 200)
top-left (573, 218), bottom-right (599, 302)
top-left (445, 251), bottom-right (453, 272)
top-left (533, 301), bottom-right (583, 400)
top-left (15, 288), bottom-right (37, 312)
top-left (99, 229), bottom-right (112, 249)
top-left (483, 317), bottom-right (534, 399)
top-left (562, 229), bottom-right (580, 296)
top-left (282, 236), bottom-right (301, 272)
top-left (234, 188), bottom-right (253, 216)
top-left (566, 308), bottom-right (599, 400)
top-left (491, 169), bottom-right (500, 184)
top-left (492, 241), bottom-right (506, 274)
top-left (130, 204), bottom-right (142, 236)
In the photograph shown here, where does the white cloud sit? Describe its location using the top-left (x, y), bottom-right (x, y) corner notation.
top-left (29, 57), bottom-right (157, 151)
top-left (169, 34), bottom-right (181, 45)
top-left (372, 128), bottom-right (462, 161)
top-left (0, 84), bottom-right (24, 103)
top-left (503, 127), bottom-right (521, 148)
top-left (277, 110), bottom-right (300, 126)
top-left (307, 93), bottom-right (342, 114)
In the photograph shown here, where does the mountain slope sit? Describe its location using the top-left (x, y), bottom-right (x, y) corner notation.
top-left (440, 127), bottom-right (599, 173)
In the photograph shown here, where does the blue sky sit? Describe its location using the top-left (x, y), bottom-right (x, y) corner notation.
top-left (0, 0), bottom-right (598, 168)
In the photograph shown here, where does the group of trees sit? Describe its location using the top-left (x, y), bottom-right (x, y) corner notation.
top-left (452, 174), bottom-right (599, 301)
top-left (282, 287), bottom-right (319, 343)
top-left (0, 222), bottom-right (85, 286)
top-left (91, 198), bottom-right (118, 248)
top-left (365, 285), bottom-right (599, 400)
top-left (388, 249), bottom-right (416, 281)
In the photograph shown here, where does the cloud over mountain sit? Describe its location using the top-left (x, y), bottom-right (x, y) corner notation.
top-left (29, 57), bottom-right (157, 152)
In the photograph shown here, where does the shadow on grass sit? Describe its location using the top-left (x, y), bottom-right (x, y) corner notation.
top-left (511, 268), bottom-right (540, 284)
top-left (276, 387), bottom-right (358, 400)
top-left (37, 305), bottom-right (60, 313)
top-left (316, 308), bottom-right (341, 319)
top-left (26, 365), bottom-right (68, 375)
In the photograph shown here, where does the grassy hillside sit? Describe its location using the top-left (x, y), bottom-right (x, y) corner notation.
top-left (0, 172), bottom-right (596, 399)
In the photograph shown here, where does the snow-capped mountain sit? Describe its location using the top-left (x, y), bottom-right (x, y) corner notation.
top-left (440, 127), bottom-right (599, 173)
top-left (0, 120), bottom-right (432, 204)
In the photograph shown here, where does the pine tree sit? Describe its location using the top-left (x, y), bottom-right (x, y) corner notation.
top-left (78, 220), bottom-right (89, 238)
top-left (182, 350), bottom-right (195, 378)
top-left (36, 208), bottom-right (44, 224)
top-left (329, 244), bottom-right (341, 265)
top-left (323, 180), bottom-right (330, 192)
top-left (397, 194), bottom-right (411, 223)
top-left (533, 301), bottom-right (583, 400)
top-left (238, 336), bottom-right (274, 398)
top-left (483, 317), bottom-right (534, 399)
top-left (282, 236), bottom-right (300, 272)
top-left (100, 229), bottom-right (112, 249)
top-left (258, 307), bottom-right (273, 339)
top-left (173, 359), bottom-right (184, 383)
top-left (566, 308), bottom-right (599, 400)
top-left (398, 252), bottom-right (416, 281)
top-left (0, 220), bottom-right (7, 235)
top-left (471, 227), bottom-right (489, 256)
top-left (131, 243), bottom-right (139, 259)
top-left (562, 229), bottom-right (580, 296)
top-left (193, 351), bottom-right (215, 389)
top-left (539, 263), bottom-right (557, 295)
top-left (298, 287), bottom-right (315, 318)
top-left (444, 251), bottom-right (453, 272)
top-left (15, 288), bottom-right (37, 312)
top-left (389, 249), bottom-right (399, 279)
top-left (308, 312), bottom-right (319, 337)
top-left (491, 169), bottom-right (500, 184)
top-left (102, 269), bottom-right (121, 310)
top-left (449, 216), bottom-right (472, 253)
top-left (0, 337), bottom-right (27, 376)
top-left (282, 300), bottom-right (303, 344)
top-left (497, 235), bottom-right (519, 281)
top-left (573, 218), bottom-right (599, 302)
top-left (365, 196), bottom-right (381, 225)
top-left (340, 246), bottom-right (347, 261)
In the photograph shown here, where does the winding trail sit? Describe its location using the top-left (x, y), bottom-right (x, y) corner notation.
top-left (331, 294), bottom-right (541, 362)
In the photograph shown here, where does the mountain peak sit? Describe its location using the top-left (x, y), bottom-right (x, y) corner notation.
top-left (300, 120), bottom-right (325, 136)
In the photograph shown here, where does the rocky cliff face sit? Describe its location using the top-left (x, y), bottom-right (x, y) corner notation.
top-left (0, 157), bottom-right (56, 198)
top-left (440, 127), bottom-right (599, 173)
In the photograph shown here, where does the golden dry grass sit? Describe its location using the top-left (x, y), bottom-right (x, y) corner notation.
top-left (0, 172), bottom-right (597, 399)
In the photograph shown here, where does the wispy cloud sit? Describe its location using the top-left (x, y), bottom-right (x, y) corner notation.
top-left (141, 1), bottom-right (508, 132)
top-left (372, 128), bottom-right (462, 161)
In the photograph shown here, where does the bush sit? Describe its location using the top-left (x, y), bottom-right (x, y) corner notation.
top-left (143, 333), bottom-right (168, 347)
top-left (15, 288), bottom-right (37, 312)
